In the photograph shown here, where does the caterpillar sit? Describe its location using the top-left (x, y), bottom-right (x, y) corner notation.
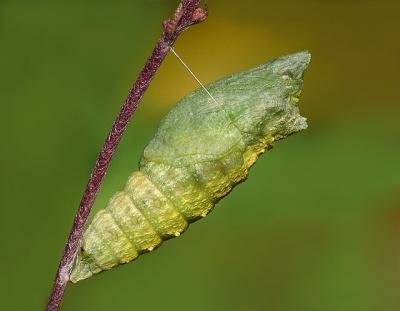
top-left (70, 51), bottom-right (311, 283)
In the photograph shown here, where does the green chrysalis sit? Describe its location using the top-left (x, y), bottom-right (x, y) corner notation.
top-left (70, 51), bottom-right (311, 283)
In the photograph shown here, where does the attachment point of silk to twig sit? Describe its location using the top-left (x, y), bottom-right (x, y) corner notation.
top-left (170, 47), bottom-right (219, 106)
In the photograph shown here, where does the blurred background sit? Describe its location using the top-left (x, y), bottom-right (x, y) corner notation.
top-left (1, 0), bottom-right (399, 310)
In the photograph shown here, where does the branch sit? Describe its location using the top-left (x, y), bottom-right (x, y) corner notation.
top-left (46, 1), bottom-right (207, 310)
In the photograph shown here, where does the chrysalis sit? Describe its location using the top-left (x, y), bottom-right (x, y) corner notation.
top-left (70, 51), bottom-right (311, 283)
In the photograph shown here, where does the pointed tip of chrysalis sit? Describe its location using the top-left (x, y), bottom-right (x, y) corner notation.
top-left (70, 265), bottom-right (90, 284)
top-left (266, 51), bottom-right (311, 80)
top-left (257, 51), bottom-right (310, 138)
top-left (69, 253), bottom-right (95, 283)
top-left (293, 50), bottom-right (311, 64)
top-left (290, 50), bottom-right (311, 77)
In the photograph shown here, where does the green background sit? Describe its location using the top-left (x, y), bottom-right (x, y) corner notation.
top-left (1, 0), bottom-right (399, 310)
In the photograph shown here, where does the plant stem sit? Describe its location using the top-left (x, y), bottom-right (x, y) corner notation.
top-left (46, 1), bottom-right (206, 310)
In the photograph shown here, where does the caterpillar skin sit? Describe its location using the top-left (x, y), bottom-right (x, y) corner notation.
top-left (70, 51), bottom-right (311, 283)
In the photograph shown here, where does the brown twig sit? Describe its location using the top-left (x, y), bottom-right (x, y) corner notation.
top-left (46, 1), bottom-right (206, 310)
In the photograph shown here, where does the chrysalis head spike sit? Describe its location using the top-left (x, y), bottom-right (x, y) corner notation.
top-left (196, 51), bottom-right (311, 147)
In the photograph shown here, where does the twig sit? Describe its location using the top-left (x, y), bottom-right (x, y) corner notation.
top-left (46, 1), bottom-right (207, 310)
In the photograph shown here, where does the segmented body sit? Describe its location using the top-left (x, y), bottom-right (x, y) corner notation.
top-left (70, 51), bottom-right (310, 283)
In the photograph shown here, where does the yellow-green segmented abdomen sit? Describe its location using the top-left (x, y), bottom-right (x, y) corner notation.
top-left (70, 145), bottom-right (251, 283)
